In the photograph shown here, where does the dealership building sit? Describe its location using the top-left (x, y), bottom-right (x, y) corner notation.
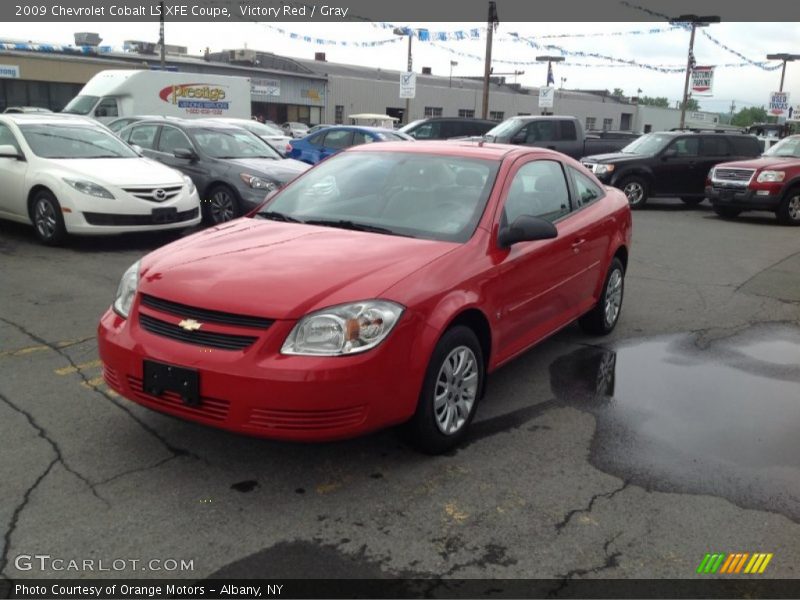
top-left (0, 35), bottom-right (722, 132)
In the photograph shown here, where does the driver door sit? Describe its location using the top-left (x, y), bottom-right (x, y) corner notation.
top-left (651, 136), bottom-right (700, 195)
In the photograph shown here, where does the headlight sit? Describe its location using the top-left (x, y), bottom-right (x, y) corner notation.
top-left (113, 260), bottom-right (140, 318)
top-left (240, 173), bottom-right (277, 191)
top-left (63, 178), bottom-right (114, 199)
top-left (594, 164), bottom-right (615, 175)
top-left (183, 175), bottom-right (196, 194)
top-left (281, 300), bottom-right (405, 356)
top-left (756, 170), bottom-right (785, 183)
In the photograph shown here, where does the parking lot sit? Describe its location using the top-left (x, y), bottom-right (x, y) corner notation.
top-left (1, 199), bottom-right (799, 586)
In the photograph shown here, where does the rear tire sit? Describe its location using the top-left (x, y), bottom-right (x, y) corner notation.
top-left (204, 184), bottom-right (240, 225)
top-left (776, 188), bottom-right (800, 226)
top-left (30, 190), bottom-right (67, 246)
top-left (618, 176), bottom-right (648, 208)
top-left (579, 257), bottom-right (625, 336)
top-left (680, 196), bottom-right (704, 206)
top-left (402, 326), bottom-right (485, 454)
top-left (713, 206), bottom-right (741, 220)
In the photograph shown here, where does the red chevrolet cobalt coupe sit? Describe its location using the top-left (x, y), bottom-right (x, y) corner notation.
top-left (98, 142), bottom-right (632, 453)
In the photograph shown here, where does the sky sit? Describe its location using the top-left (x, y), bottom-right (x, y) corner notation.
top-left (2, 21), bottom-right (799, 113)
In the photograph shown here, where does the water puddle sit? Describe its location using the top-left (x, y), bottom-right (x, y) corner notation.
top-left (549, 323), bottom-right (800, 521)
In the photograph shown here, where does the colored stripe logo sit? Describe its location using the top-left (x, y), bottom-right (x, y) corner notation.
top-left (697, 553), bottom-right (773, 574)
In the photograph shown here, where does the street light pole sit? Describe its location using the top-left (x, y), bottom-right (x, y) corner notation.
top-left (449, 60), bottom-right (458, 88)
top-left (670, 14), bottom-right (720, 130)
top-left (766, 53), bottom-right (800, 92)
top-left (536, 55), bottom-right (564, 116)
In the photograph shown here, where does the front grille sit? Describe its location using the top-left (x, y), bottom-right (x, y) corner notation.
top-left (128, 375), bottom-right (230, 421)
top-left (247, 405), bottom-right (367, 431)
top-left (713, 168), bottom-right (755, 183)
top-left (122, 185), bottom-right (184, 202)
top-left (103, 364), bottom-right (120, 389)
top-left (83, 208), bottom-right (198, 226)
top-left (139, 313), bottom-right (257, 350)
top-left (140, 294), bottom-right (273, 329)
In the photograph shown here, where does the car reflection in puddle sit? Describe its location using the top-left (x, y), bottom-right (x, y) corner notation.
top-left (549, 323), bottom-right (800, 522)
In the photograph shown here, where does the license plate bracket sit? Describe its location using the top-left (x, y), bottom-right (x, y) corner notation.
top-left (143, 360), bottom-right (200, 406)
top-left (152, 207), bottom-right (178, 224)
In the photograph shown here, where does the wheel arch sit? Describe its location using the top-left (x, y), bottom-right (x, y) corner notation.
top-left (26, 184), bottom-right (56, 221)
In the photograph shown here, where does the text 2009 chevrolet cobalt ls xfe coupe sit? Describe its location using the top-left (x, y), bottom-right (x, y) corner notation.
top-left (98, 142), bottom-right (632, 453)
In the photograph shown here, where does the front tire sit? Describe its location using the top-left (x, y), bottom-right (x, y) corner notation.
top-left (30, 190), bottom-right (67, 246)
top-left (579, 257), bottom-right (625, 335)
top-left (618, 176), bottom-right (648, 208)
top-left (777, 188), bottom-right (800, 226)
top-left (403, 326), bottom-right (485, 454)
top-left (204, 184), bottom-right (240, 225)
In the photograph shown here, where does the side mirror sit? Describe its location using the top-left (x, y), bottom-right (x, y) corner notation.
top-left (661, 147), bottom-right (678, 160)
top-left (0, 144), bottom-right (21, 159)
top-left (498, 215), bottom-right (558, 248)
top-left (173, 148), bottom-right (196, 160)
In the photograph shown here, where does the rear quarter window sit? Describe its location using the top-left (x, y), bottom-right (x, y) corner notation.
top-left (729, 136), bottom-right (761, 156)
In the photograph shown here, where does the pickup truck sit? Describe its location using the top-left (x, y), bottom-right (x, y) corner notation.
top-left (481, 116), bottom-right (633, 159)
top-left (706, 134), bottom-right (800, 225)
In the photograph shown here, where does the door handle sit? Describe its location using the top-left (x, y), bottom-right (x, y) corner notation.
top-left (571, 238), bottom-right (586, 252)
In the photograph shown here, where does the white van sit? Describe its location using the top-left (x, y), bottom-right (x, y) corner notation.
top-left (62, 70), bottom-right (252, 123)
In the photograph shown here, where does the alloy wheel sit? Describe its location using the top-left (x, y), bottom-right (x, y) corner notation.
top-left (34, 198), bottom-right (58, 240)
top-left (623, 182), bottom-right (644, 205)
top-left (209, 190), bottom-right (236, 223)
top-left (604, 268), bottom-right (623, 327)
top-left (433, 346), bottom-right (479, 435)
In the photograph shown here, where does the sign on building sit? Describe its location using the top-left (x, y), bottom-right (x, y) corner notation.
top-left (690, 66), bottom-right (714, 96)
top-left (768, 91), bottom-right (791, 118)
top-left (251, 78), bottom-right (280, 97)
top-left (0, 64), bottom-right (20, 79)
top-left (399, 72), bottom-right (416, 99)
top-left (539, 86), bottom-right (555, 108)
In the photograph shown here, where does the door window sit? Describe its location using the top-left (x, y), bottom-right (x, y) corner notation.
top-left (668, 137), bottom-right (700, 157)
top-left (94, 97), bottom-right (118, 118)
top-left (700, 136), bottom-right (730, 157)
top-left (410, 122), bottom-right (440, 139)
top-left (157, 126), bottom-right (193, 154)
top-left (559, 120), bottom-right (578, 141)
top-left (569, 167), bottom-right (604, 208)
top-left (322, 129), bottom-right (354, 149)
top-left (125, 125), bottom-right (158, 149)
top-left (351, 131), bottom-right (374, 146)
top-left (502, 160), bottom-right (570, 225)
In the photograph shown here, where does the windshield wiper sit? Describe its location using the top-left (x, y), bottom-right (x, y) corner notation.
top-left (302, 218), bottom-right (400, 236)
top-left (257, 211), bottom-right (303, 223)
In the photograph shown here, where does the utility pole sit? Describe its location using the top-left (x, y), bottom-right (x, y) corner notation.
top-left (670, 14), bottom-right (719, 130)
top-left (481, 1), bottom-right (498, 119)
top-left (766, 53), bottom-right (800, 92)
top-left (159, 0), bottom-right (165, 69)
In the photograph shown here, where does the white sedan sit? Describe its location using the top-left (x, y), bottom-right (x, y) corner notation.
top-left (0, 114), bottom-right (201, 245)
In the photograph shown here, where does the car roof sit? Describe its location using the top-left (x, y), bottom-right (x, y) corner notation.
top-left (0, 113), bottom-right (101, 126)
top-left (343, 140), bottom-right (566, 161)
top-left (317, 125), bottom-right (400, 134)
top-left (124, 118), bottom-right (241, 131)
top-left (414, 117), bottom-right (497, 124)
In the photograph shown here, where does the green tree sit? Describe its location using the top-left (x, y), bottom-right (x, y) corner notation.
top-left (612, 87), bottom-right (624, 97)
top-left (638, 96), bottom-right (670, 108)
top-left (684, 98), bottom-right (701, 112)
top-left (731, 106), bottom-right (768, 128)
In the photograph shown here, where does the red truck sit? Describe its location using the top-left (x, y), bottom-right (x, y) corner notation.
top-left (706, 134), bottom-right (800, 225)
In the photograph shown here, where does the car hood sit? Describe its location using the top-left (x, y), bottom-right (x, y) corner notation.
top-left (714, 156), bottom-right (799, 170)
top-left (224, 157), bottom-right (310, 183)
top-left (49, 157), bottom-right (184, 186)
top-left (580, 152), bottom-right (645, 163)
top-left (139, 218), bottom-right (458, 319)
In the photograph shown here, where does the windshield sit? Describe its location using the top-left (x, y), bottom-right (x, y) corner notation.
top-left (19, 124), bottom-right (139, 159)
top-left (621, 133), bottom-right (672, 155)
top-left (259, 151), bottom-right (499, 243)
top-left (484, 118), bottom-right (523, 138)
top-left (191, 128), bottom-right (281, 159)
top-left (62, 95), bottom-right (99, 115)
top-left (763, 136), bottom-right (800, 158)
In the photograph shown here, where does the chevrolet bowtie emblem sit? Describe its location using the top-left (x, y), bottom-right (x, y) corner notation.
top-left (178, 319), bottom-right (203, 331)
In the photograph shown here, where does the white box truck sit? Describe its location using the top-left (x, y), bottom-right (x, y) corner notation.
top-left (62, 69), bottom-right (252, 122)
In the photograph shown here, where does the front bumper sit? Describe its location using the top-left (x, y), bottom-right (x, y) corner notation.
top-left (705, 186), bottom-right (781, 211)
top-left (62, 188), bottom-right (202, 235)
top-left (97, 301), bottom-right (427, 442)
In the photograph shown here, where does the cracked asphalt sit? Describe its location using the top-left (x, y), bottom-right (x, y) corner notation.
top-left (1, 199), bottom-right (799, 589)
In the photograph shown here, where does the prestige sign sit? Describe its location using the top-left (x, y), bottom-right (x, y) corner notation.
top-left (691, 66), bottom-right (714, 96)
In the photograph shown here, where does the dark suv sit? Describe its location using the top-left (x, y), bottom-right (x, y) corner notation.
top-left (399, 117), bottom-right (497, 140)
top-left (581, 131), bottom-right (762, 207)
